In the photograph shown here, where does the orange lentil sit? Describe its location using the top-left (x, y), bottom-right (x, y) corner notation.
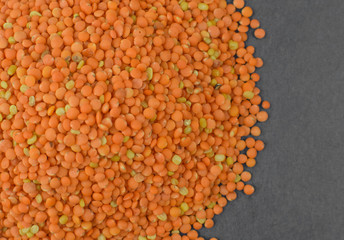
top-left (254, 28), bottom-right (266, 39)
top-left (250, 19), bottom-right (260, 29)
top-left (0, 0), bottom-right (268, 238)
top-left (257, 111), bottom-right (269, 122)
top-left (246, 158), bottom-right (257, 168)
top-left (243, 184), bottom-right (255, 195)
top-left (262, 100), bottom-right (271, 109)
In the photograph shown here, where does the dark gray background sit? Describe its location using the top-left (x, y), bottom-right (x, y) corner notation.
top-left (200, 0), bottom-right (344, 239)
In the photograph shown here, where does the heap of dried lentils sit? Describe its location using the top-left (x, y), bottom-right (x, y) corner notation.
top-left (0, 0), bottom-right (269, 239)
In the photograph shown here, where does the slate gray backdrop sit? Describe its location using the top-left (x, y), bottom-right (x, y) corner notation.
top-left (199, 0), bottom-right (344, 239)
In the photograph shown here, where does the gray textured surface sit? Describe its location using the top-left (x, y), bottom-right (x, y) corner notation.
top-left (199, 0), bottom-right (344, 239)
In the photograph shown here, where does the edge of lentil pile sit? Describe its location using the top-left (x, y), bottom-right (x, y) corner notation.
top-left (0, 0), bottom-right (269, 239)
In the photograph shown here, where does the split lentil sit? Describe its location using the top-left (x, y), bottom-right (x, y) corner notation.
top-left (0, 0), bottom-right (268, 239)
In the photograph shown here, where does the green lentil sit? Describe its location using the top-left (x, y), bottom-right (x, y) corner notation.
top-left (7, 65), bottom-right (17, 76)
top-left (99, 95), bottom-right (105, 104)
top-left (56, 108), bottom-right (65, 116)
top-left (235, 174), bottom-right (241, 183)
top-left (80, 198), bottom-right (85, 207)
top-left (35, 194), bottom-right (43, 204)
top-left (30, 225), bottom-right (39, 234)
top-left (229, 40), bottom-right (239, 50)
top-left (4, 91), bottom-right (11, 100)
top-left (179, 187), bottom-right (188, 196)
top-left (184, 119), bottom-right (191, 126)
top-left (215, 154), bottom-right (226, 162)
top-left (0, 81), bottom-right (8, 89)
top-left (27, 135), bottom-right (37, 145)
top-left (30, 11), bottom-right (42, 17)
top-left (9, 105), bottom-right (17, 115)
top-left (208, 48), bottom-right (215, 56)
top-left (210, 79), bottom-right (217, 87)
top-left (89, 162), bottom-right (98, 168)
top-left (59, 215), bottom-right (68, 225)
top-left (203, 37), bottom-right (212, 44)
top-left (65, 80), bottom-right (75, 90)
top-left (8, 36), bottom-right (16, 44)
top-left (21, 228), bottom-right (30, 234)
top-left (204, 128), bottom-right (212, 134)
top-left (173, 64), bottom-right (179, 72)
top-left (180, 1), bottom-right (189, 11)
top-left (197, 217), bottom-right (206, 224)
top-left (141, 101), bottom-right (148, 108)
top-left (206, 150), bottom-right (214, 158)
top-left (23, 148), bottom-right (29, 156)
top-left (130, 170), bottom-right (136, 177)
top-left (243, 91), bottom-right (255, 99)
top-left (77, 60), bottom-right (85, 69)
top-left (29, 96), bottom-right (35, 106)
top-left (180, 202), bottom-right (189, 212)
top-left (20, 85), bottom-right (29, 93)
top-left (198, 3), bottom-right (209, 10)
top-left (65, 104), bottom-right (71, 112)
top-left (111, 155), bottom-right (120, 162)
top-left (177, 97), bottom-right (186, 103)
top-left (199, 118), bottom-right (207, 128)
top-left (201, 31), bottom-right (210, 38)
top-left (207, 202), bottom-right (216, 209)
top-left (157, 213), bottom-right (167, 221)
top-left (226, 157), bottom-right (234, 165)
top-left (149, 83), bottom-right (154, 91)
top-left (98, 234), bottom-right (106, 240)
top-left (123, 136), bottom-right (130, 143)
top-left (126, 149), bottom-right (135, 159)
top-left (207, 20), bottom-right (214, 27)
top-left (147, 234), bottom-right (156, 240)
top-left (184, 126), bottom-right (192, 134)
top-left (146, 67), bottom-right (153, 80)
top-left (212, 69), bottom-right (220, 77)
top-left (26, 232), bottom-right (34, 238)
top-left (172, 155), bottom-right (182, 165)
top-left (3, 22), bottom-right (12, 29)
top-left (70, 129), bottom-right (80, 135)
top-left (101, 136), bottom-right (107, 145)
top-left (171, 178), bottom-right (179, 185)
